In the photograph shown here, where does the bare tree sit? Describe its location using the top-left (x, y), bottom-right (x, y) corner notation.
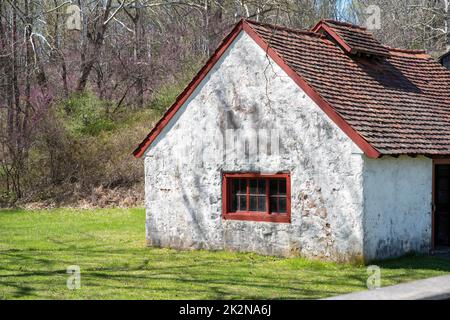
top-left (354, 0), bottom-right (448, 54)
top-left (4, 0), bottom-right (447, 205)
top-left (76, 0), bottom-right (129, 92)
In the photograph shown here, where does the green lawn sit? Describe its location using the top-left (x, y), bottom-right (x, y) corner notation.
top-left (0, 208), bottom-right (449, 300)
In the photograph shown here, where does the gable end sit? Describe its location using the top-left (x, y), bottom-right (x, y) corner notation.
top-left (133, 20), bottom-right (382, 159)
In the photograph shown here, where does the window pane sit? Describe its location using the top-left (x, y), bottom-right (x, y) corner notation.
top-left (279, 197), bottom-right (286, 213)
top-left (279, 179), bottom-right (286, 195)
top-left (258, 179), bottom-right (266, 194)
top-left (231, 195), bottom-right (237, 212)
top-left (249, 196), bottom-right (258, 211)
top-left (270, 180), bottom-right (278, 195)
top-left (238, 195), bottom-right (247, 211)
top-left (233, 179), bottom-right (239, 195)
top-left (250, 179), bottom-right (258, 194)
top-left (258, 196), bottom-right (266, 212)
top-left (238, 179), bottom-right (247, 194)
top-left (227, 175), bottom-right (288, 215)
top-left (269, 197), bottom-right (278, 213)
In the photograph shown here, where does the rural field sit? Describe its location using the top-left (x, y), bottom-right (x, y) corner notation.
top-left (0, 208), bottom-right (449, 300)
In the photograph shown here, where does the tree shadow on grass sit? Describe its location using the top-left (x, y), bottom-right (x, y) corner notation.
top-left (375, 255), bottom-right (450, 272)
top-left (0, 280), bottom-right (35, 298)
top-left (0, 247), bottom-right (364, 299)
top-left (77, 268), bottom-right (362, 299)
top-left (2, 244), bottom-right (449, 299)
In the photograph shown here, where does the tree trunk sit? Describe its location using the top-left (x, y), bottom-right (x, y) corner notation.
top-left (446, 0), bottom-right (450, 51)
top-left (134, 6), bottom-right (144, 108)
top-left (76, 0), bottom-right (112, 92)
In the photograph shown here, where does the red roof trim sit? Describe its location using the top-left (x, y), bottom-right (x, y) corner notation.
top-left (245, 19), bottom-right (323, 38)
top-left (311, 21), bottom-right (354, 54)
top-left (312, 20), bottom-right (390, 57)
top-left (134, 20), bottom-right (381, 159)
top-left (133, 20), bottom-right (245, 157)
top-left (322, 19), bottom-right (367, 30)
top-left (242, 22), bottom-right (381, 159)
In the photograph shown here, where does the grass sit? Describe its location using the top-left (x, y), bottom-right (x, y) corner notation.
top-left (0, 208), bottom-right (449, 300)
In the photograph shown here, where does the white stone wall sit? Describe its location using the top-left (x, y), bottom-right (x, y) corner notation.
top-left (144, 31), bottom-right (367, 262)
top-left (362, 156), bottom-right (433, 261)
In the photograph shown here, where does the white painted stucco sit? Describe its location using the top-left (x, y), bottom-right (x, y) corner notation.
top-left (144, 31), bottom-right (367, 262)
top-left (362, 156), bottom-right (433, 261)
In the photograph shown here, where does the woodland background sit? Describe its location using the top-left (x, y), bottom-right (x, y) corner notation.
top-left (1, 0), bottom-right (449, 208)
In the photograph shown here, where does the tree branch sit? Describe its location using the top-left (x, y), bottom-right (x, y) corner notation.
top-left (45, 1), bottom-right (72, 14)
top-left (104, 0), bottom-right (128, 26)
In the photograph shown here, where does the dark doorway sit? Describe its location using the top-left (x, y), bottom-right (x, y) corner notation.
top-left (434, 164), bottom-right (450, 248)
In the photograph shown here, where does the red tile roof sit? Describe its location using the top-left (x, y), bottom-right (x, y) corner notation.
top-left (247, 20), bottom-right (450, 155)
top-left (312, 19), bottom-right (391, 57)
top-left (134, 19), bottom-right (450, 158)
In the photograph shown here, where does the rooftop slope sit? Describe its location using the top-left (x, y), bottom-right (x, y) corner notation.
top-left (247, 20), bottom-right (450, 155)
top-left (312, 19), bottom-right (391, 57)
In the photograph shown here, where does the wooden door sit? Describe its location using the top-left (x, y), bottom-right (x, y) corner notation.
top-left (435, 164), bottom-right (450, 247)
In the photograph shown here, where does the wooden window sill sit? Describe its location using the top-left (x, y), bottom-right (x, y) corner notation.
top-left (223, 212), bottom-right (290, 223)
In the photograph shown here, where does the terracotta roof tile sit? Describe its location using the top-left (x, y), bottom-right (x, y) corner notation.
top-left (247, 20), bottom-right (450, 155)
top-left (313, 19), bottom-right (391, 57)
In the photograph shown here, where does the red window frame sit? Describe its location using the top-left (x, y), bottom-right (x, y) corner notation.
top-left (222, 172), bottom-right (291, 223)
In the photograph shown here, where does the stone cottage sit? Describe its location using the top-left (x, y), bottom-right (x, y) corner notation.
top-left (134, 19), bottom-right (450, 263)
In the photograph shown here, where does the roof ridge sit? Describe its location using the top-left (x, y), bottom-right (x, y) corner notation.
top-left (388, 47), bottom-right (426, 54)
top-left (387, 47), bottom-right (429, 58)
top-left (245, 19), bottom-right (324, 39)
top-left (322, 19), bottom-right (367, 30)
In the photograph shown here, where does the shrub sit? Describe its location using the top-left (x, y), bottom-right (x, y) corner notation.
top-left (61, 92), bottom-right (115, 136)
top-left (4, 62), bottom-right (201, 208)
top-left (151, 61), bottom-right (202, 112)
